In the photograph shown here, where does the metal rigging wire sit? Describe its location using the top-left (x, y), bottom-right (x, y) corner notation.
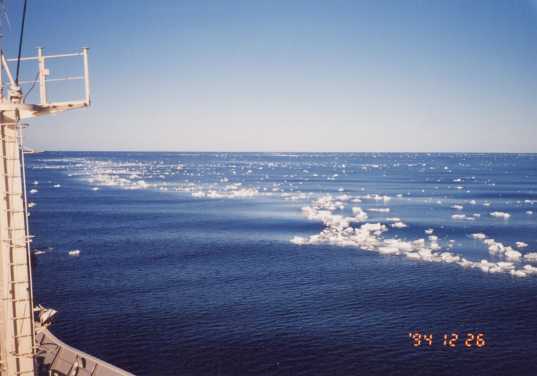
top-left (15, 0), bottom-right (28, 85)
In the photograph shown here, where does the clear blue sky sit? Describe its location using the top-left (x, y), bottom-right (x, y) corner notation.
top-left (3, 0), bottom-right (537, 152)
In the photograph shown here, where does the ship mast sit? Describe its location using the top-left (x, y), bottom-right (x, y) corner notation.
top-left (0, 2), bottom-right (90, 375)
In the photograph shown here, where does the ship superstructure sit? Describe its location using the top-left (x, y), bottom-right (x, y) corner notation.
top-left (0, 3), bottom-right (133, 375)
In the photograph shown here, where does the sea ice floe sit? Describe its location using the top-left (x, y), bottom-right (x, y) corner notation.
top-left (291, 195), bottom-right (535, 278)
top-left (131, 180), bottom-right (150, 189)
top-left (490, 212), bottom-right (510, 218)
top-left (69, 250), bottom-right (80, 257)
top-left (452, 205), bottom-right (463, 210)
top-left (290, 194), bottom-right (308, 201)
top-left (379, 246), bottom-right (400, 254)
top-left (441, 252), bottom-right (460, 263)
top-left (516, 242), bottom-right (528, 248)
top-left (487, 241), bottom-right (505, 254)
top-left (361, 223), bottom-right (387, 232)
top-left (351, 207), bottom-right (368, 217)
top-left (384, 239), bottom-right (414, 251)
top-left (505, 249), bottom-right (522, 258)
top-left (452, 214), bottom-right (466, 219)
top-left (229, 188), bottom-right (259, 198)
top-left (207, 191), bottom-right (224, 198)
top-left (225, 184), bottom-right (242, 190)
top-left (290, 236), bottom-right (308, 245)
top-left (522, 265), bottom-right (537, 274)
top-left (430, 242), bottom-right (441, 250)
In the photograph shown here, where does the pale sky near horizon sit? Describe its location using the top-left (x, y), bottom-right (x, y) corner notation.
top-left (2, 0), bottom-right (537, 152)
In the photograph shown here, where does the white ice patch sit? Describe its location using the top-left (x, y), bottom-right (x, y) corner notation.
top-left (523, 265), bottom-right (537, 274)
top-left (290, 236), bottom-right (308, 245)
top-left (229, 188), bottom-right (259, 198)
top-left (351, 207), bottom-right (368, 221)
top-left (207, 191), bottom-right (224, 198)
top-left (505, 249), bottom-right (522, 258)
top-left (378, 247), bottom-right (400, 254)
top-left (287, 192), bottom-right (536, 278)
top-left (490, 212), bottom-right (510, 218)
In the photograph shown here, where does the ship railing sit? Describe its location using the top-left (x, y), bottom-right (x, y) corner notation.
top-left (2, 47), bottom-right (90, 106)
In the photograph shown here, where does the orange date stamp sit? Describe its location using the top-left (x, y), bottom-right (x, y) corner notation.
top-left (409, 333), bottom-right (485, 347)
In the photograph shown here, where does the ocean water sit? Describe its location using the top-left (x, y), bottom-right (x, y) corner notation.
top-left (26, 152), bottom-right (537, 375)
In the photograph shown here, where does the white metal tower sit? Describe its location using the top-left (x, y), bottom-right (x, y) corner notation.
top-left (0, 3), bottom-right (90, 375)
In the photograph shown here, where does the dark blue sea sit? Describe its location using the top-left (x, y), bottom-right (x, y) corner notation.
top-left (26, 152), bottom-right (537, 375)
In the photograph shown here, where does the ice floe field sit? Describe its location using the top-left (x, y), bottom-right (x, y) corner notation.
top-left (26, 152), bottom-right (537, 375)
